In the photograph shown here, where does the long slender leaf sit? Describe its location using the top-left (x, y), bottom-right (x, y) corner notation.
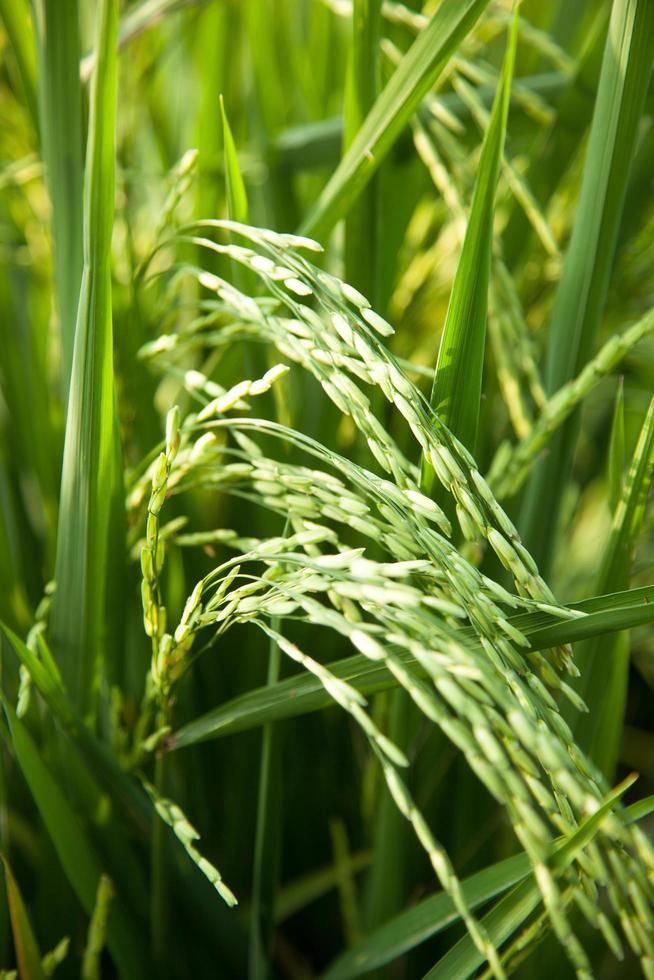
top-left (274, 72), bottom-right (568, 174)
top-left (1, 856), bottom-right (46, 980)
top-left (31, 0), bottom-right (84, 398)
top-left (423, 776), bottom-right (639, 980)
top-left (82, 875), bottom-right (115, 980)
top-left (343, 0), bottom-right (381, 302)
top-left (170, 585), bottom-right (654, 748)
top-left (421, 5), bottom-right (519, 498)
top-left (569, 395), bottom-right (654, 777)
top-left (1, 623), bottom-right (151, 839)
top-left (519, 0), bottom-right (654, 573)
top-left (325, 790), bottom-right (654, 980)
top-left (220, 95), bottom-right (248, 226)
top-left (300, 0), bottom-right (492, 241)
top-left (325, 850), bottom-right (530, 980)
top-left (50, 0), bottom-right (121, 715)
top-left (364, 687), bottom-right (415, 930)
top-left (0, 696), bottom-right (146, 977)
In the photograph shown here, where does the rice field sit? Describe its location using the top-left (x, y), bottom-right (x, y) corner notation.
top-left (0, 0), bottom-right (654, 977)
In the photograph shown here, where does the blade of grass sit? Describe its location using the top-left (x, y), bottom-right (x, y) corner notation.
top-left (330, 820), bottom-right (362, 945)
top-left (221, 95), bottom-right (248, 226)
top-left (1, 856), bottom-right (46, 980)
top-left (502, 4), bottom-right (610, 267)
top-left (519, 0), bottom-right (654, 574)
top-left (169, 584), bottom-right (654, 748)
top-left (324, 852), bottom-right (530, 980)
top-left (421, 5), bottom-right (519, 499)
top-left (50, 0), bottom-right (121, 717)
top-left (0, 623), bottom-right (150, 838)
top-left (567, 395), bottom-right (654, 778)
top-left (220, 96), bottom-right (255, 298)
top-left (273, 72), bottom-right (568, 175)
top-left (343, 0), bottom-right (381, 303)
top-left (31, 0), bottom-right (84, 400)
top-left (0, 695), bottom-right (146, 976)
top-left (194, 3), bottom-right (232, 228)
top-left (1, 622), bottom-right (245, 957)
top-left (299, 0), bottom-right (493, 242)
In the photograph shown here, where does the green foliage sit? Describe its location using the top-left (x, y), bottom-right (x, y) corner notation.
top-left (1, 856), bottom-right (47, 980)
top-left (31, 0), bottom-right (83, 398)
top-left (50, 0), bottom-right (121, 715)
top-left (0, 1), bottom-right (653, 977)
top-left (422, 4), bottom-right (518, 494)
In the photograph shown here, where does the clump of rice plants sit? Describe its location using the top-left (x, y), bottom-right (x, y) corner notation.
top-left (0, 1), bottom-right (654, 977)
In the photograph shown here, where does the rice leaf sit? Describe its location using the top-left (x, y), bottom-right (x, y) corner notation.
top-left (300, 0), bottom-right (492, 241)
top-left (220, 95), bottom-right (248, 225)
top-left (322, 854), bottom-right (526, 979)
top-left (0, 695), bottom-right (146, 977)
top-left (31, 0), bottom-right (84, 398)
top-left (1, 856), bottom-right (46, 980)
top-left (169, 584), bottom-right (654, 747)
top-left (569, 395), bottom-right (654, 778)
top-left (323, 792), bottom-right (654, 979)
top-left (423, 775), bottom-right (638, 980)
top-left (0, 622), bottom-right (151, 839)
top-left (421, 4), bottom-right (519, 498)
top-left (220, 95), bottom-right (255, 300)
top-left (50, 0), bottom-right (121, 716)
top-left (519, 0), bottom-right (654, 572)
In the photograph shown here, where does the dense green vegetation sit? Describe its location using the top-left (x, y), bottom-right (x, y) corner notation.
top-left (0, 0), bottom-right (654, 976)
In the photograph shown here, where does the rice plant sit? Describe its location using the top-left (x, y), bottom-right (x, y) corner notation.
top-left (0, 0), bottom-right (653, 977)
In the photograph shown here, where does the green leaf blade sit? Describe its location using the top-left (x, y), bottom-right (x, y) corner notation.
top-left (423, 777), bottom-right (638, 980)
top-left (569, 395), bottom-right (654, 778)
top-left (220, 95), bottom-right (249, 226)
top-left (0, 698), bottom-right (146, 977)
top-left (519, 0), bottom-right (654, 572)
top-left (1, 856), bottom-right (46, 980)
top-left (300, 0), bottom-right (492, 241)
top-left (31, 0), bottom-right (84, 398)
top-left (169, 585), bottom-right (654, 748)
top-left (343, 0), bottom-right (381, 303)
top-left (50, 0), bottom-right (122, 716)
top-left (421, 6), bottom-right (519, 496)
